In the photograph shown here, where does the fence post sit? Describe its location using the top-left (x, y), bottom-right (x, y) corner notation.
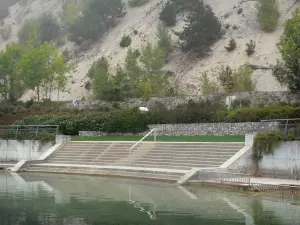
top-left (36, 126), bottom-right (39, 137)
top-left (154, 129), bottom-right (157, 142)
top-left (15, 126), bottom-right (19, 140)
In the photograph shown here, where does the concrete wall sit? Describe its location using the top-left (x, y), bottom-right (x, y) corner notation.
top-left (0, 140), bottom-right (54, 162)
top-left (227, 140), bottom-right (300, 179)
top-left (80, 122), bottom-right (279, 136)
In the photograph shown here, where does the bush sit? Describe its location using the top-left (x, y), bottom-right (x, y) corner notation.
top-left (159, 2), bottom-right (177, 26)
top-left (68, 0), bottom-right (126, 44)
top-left (226, 104), bottom-right (300, 122)
top-left (38, 13), bottom-right (61, 43)
top-left (0, 131), bottom-right (55, 143)
top-left (178, 1), bottom-right (223, 56)
top-left (224, 38), bottom-right (237, 52)
top-left (128, 0), bottom-right (149, 7)
top-left (237, 8), bottom-right (243, 15)
top-left (14, 108), bottom-right (149, 135)
top-left (253, 130), bottom-right (297, 160)
top-left (256, 0), bottom-right (280, 32)
top-left (119, 35), bottom-right (132, 47)
top-left (246, 40), bottom-right (256, 56)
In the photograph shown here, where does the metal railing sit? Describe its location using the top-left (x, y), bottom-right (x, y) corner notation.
top-left (261, 118), bottom-right (300, 135)
top-left (128, 128), bottom-right (157, 166)
top-left (0, 125), bottom-right (59, 139)
top-left (197, 170), bottom-right (251, 186)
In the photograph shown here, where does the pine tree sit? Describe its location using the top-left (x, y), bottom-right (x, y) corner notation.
top-left (178, 1), bottom-right (223, 57)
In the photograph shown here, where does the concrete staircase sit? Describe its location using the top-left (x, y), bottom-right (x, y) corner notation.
top-left (26, 141), bottom-right (244, 182)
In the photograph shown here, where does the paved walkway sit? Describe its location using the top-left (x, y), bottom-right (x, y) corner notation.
top-left (251, 177), bottom-right (300, 186)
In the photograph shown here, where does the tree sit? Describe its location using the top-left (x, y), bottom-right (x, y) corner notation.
top-left (218, 65), bottom-right (234, 94)
top-left (18, 42), bottom-right (71, 102)
top-left (159, 1), bottom-right (177, 26)
top-left (232, 64), bottom-right (255, 92)
top-left (0, 43), bottom-right (27, 102)
top-left (256, 0), bottom-right (280, 32)
top-left (178, 1), bottom-right (223, 57)
top-left (18, 19), bottom-right (41, 48)
top-left (39, 13), bottom-right (61, 43)
top-left (273, 8), bottom-right (300, 91)
top-left (199, 72), bottom-right (218, 94)
top-left (156, 24), bottom-right (174, 59)
top-left (68, 0), bottom-right (126, 44)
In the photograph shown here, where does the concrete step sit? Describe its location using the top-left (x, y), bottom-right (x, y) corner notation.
top-left (27, 165), bottom-right (183, 181)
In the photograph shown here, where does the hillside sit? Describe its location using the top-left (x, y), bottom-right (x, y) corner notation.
top-left (0, 0), bottom-right (299, 101)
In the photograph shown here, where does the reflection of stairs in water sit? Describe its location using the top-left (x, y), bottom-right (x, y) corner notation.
top-left (26, 141), bottom-right (244, 181)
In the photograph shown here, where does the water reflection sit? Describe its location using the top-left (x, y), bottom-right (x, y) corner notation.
top-left (0, 172), bottom-right (299, 225)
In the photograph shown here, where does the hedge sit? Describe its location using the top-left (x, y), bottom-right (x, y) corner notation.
top-left (14, 108), bottom-right (149, 135)
top-left (14, 104), bottom-right (300, 135)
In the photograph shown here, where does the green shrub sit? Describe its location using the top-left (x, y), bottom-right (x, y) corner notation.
top-left (119, 35), bottom-right (132, 47)
top-left (102, 108), bottom-right (148, 133)
top-left (246, 40), bottom-right (256, 56)
top-left (38, 13), bottom-right (61, 43)
top-left (256, 0), bottom-right (280, 32)
top-left (224, 38), bottom-right (237, 52)
top-left (128, 0), bottom-right (149, 7)
top-left (0, 131), bottom-right (55, 143)
top-left (226, 105), bottom-right (300, 122)
top-left (14, 109), bottom-right (149, 135)
top-left (178, 1), bottom-right (223, 56)
top-left (159, 2), bottom-right (177, 26)
top-left (252, 131), bottom-right (297, 160)
top-left (68, 0), bottom-right (126, 44)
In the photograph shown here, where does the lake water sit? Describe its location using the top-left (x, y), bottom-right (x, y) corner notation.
top-left (0, 172), bottom-right (300, 225)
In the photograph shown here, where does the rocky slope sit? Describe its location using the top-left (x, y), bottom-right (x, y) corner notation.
top-left (0, 0), bottom-right (299, 101)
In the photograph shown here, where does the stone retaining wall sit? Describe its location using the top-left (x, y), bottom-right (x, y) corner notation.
top-left (68, 91), bottom-right (300, 110)
top-left (79, 122), bottom-right (279, 136)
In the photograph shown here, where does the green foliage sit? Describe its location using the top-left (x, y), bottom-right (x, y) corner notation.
top-left (224, 38), bottom-right (237, 52)
top-left (128, 0), bottom-right (149, 7)
top-left (226, 104), bottom-right (300, 122)
top-left (218, 65), bottom-right (234, 94)
top-left (119, 35), bottom-right (132, 47)
top-left (178, 1), bottom-right (223, 56)
top-left (232, 64), bottom-right (255, 92)
top-left (38, 13), bottom-right (61, 43)
top-left (60, 0), bottom-right (80, 28)
top-left (237, 8), bottom-right (243, 15)
top-left (159, 1), bottom-right (177, 26)
top-left (0, 131), bottom-right (55, 143)
top-left (199, 72), bottom-right (218, 94)
top-left (17, 42), bottom-right (71, 102)
top-left (0, 43), bottom-right (27, 102)
top-left (230, 98), bottom-right (251, 109)
top-left (256, 0), bottom-right (280, 32)
top-left (246, 40), bottom-right (256, 56)
top-left (18, 19), bottom-right (41, 47)
top-left (156, 24), bottom-right (174, 58)
top-left (273, 8), bottom-right (300, 91)
top-left (87, 57), bottom-right (123, 101)
top-left (252, 131), bottom-right (297, 160)
top-left (67, 0), bottom-right (126, 44)
top-left (14, 108), bottom-right (149, 135)
top-left (90, 26), bottom-right (174, 101)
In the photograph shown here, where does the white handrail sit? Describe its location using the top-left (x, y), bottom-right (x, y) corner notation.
top-left (128, 128), bottom-right (157, 167)
top-left (129, 128), bottom-right (157, 151)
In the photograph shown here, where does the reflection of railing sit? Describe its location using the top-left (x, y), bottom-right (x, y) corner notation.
top-left (251, 183), bottom-right (300, 195)
top-left (197, 170), bottom-right (251, 186)
top-left (0, 125), bottom-right (59, 139)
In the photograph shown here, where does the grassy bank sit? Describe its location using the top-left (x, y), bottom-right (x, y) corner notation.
top-left (71, 135), bottom-right (245, 142)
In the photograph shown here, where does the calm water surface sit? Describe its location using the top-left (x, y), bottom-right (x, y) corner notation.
top-left (0, 172), bottom-right (300, 225)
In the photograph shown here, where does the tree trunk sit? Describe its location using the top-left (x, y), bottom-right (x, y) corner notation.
top-left (37, 86), bottom-right (40, 102)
